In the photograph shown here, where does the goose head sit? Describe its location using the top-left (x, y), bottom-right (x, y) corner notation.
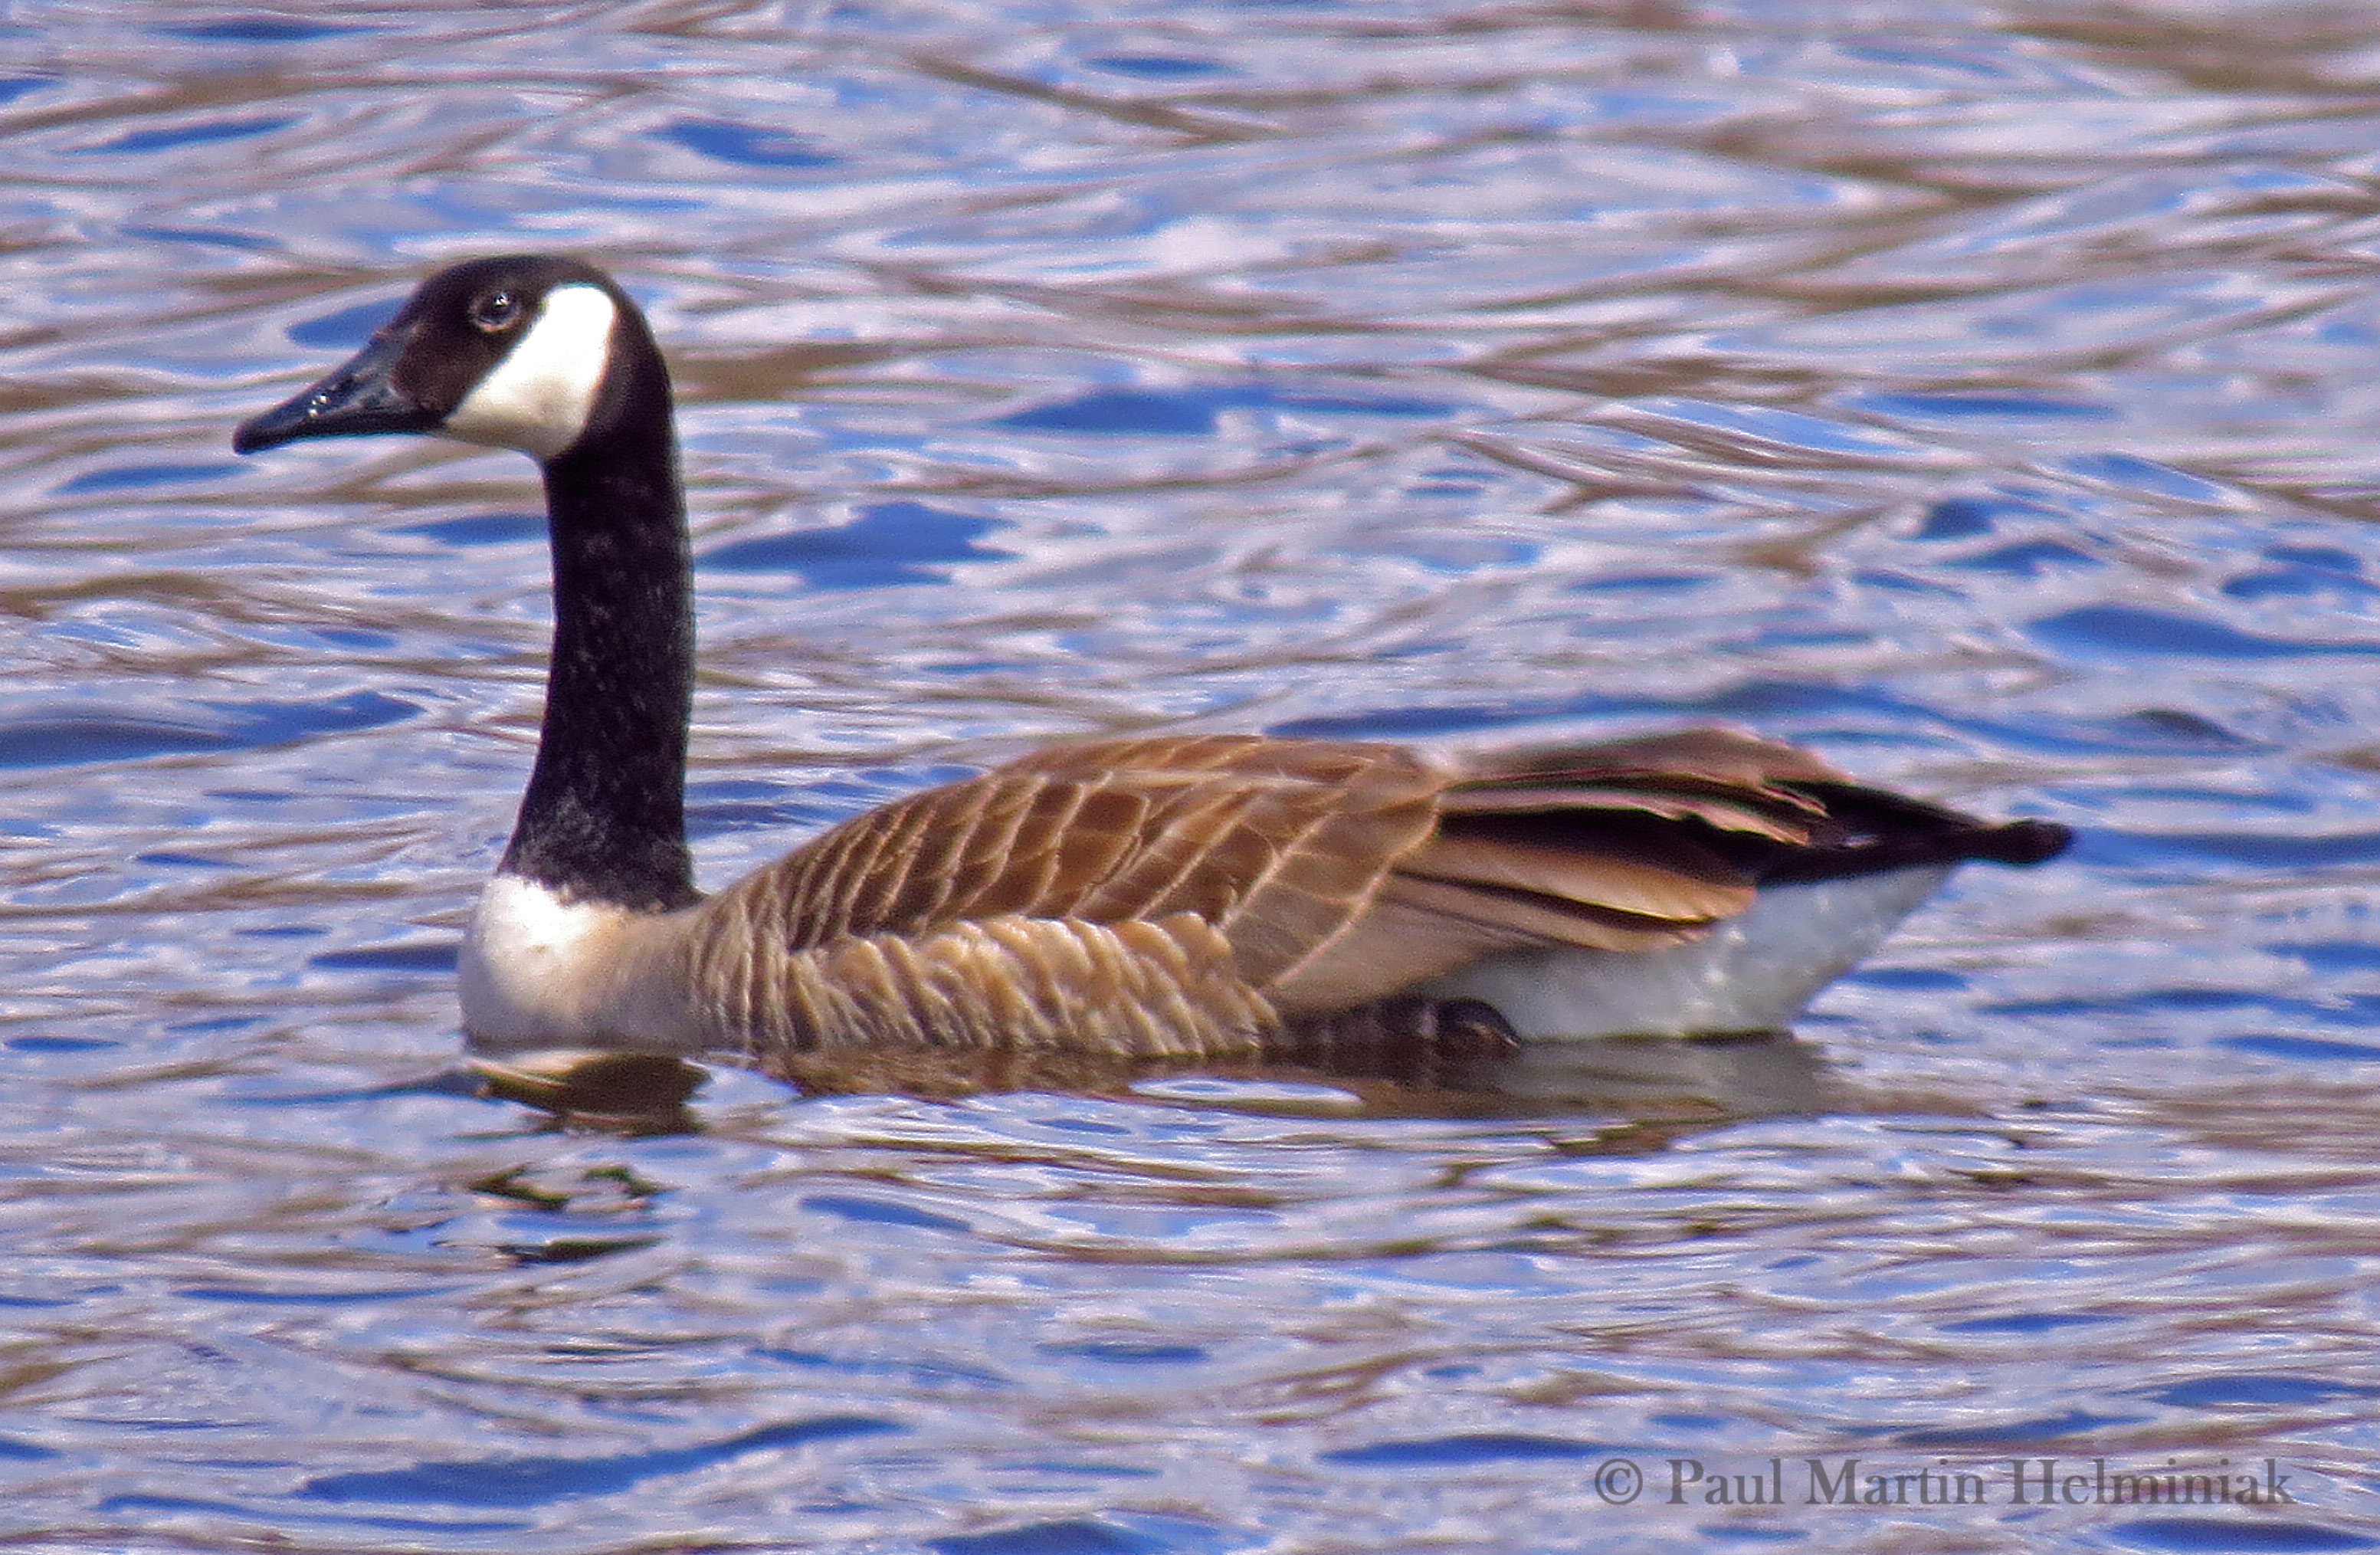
top-left (234, 254), bottom-right (659, 464)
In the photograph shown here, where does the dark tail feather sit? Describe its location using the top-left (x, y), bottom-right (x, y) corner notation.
top-left (1760, 782), bottom-right (2071, 884)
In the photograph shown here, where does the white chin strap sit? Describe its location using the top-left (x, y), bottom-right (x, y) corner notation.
top-left (441, 284), bottom-right (618, 460)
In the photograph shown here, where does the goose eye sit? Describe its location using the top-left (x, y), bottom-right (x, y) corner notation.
top-left (469, 290), bottom-right (521, 333)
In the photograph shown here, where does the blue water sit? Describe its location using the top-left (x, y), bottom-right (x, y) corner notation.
top-left (2, 2), bottom-right (2378, 1550)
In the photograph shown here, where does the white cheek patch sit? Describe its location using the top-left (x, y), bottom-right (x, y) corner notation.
top-left (442, 284), bottom-right (618, 459)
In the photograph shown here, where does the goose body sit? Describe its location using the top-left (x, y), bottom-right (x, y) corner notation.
top-left (236, 256), bottom-right (2067, 1076)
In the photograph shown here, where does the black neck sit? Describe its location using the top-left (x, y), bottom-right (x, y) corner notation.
top-left (497, 370), bottom-right (700, 912)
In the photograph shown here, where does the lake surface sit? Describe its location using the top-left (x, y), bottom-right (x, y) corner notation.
top-left (5, 2), bottom-right (2379, 1550)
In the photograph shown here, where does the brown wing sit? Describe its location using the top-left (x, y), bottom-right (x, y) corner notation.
top-left (697, 734), bottom-right (1443, 988)
top-left (1270, 728), bottom-right (1847, 1009)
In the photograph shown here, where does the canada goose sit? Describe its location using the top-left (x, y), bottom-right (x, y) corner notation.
top-left (234, 254), bottom-right (2067, 1082)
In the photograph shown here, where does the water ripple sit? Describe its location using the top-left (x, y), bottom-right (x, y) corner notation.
top-left (5, 4), bottom-right (2379, 1553)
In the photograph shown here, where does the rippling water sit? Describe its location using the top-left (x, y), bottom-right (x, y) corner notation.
top-left (5, 2), bottom-right (2380, 1550)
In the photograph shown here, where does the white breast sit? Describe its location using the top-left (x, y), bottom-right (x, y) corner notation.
top-left (459, 873), bottom-right (693, 1052)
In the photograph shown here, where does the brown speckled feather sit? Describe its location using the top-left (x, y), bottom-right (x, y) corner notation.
top-left (683, 910), bottom-right (1272, 1060)
top-left (705, 736), bottom-right (1426, 948)
top-left (667, 726), bottom-right (2048, 1058)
